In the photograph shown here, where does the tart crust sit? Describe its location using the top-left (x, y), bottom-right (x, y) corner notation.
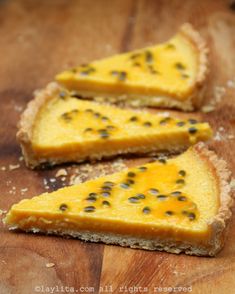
top-left (6, 143), bottom-right (233, 256)
top-left (58, 23), bottom-right (209, 111)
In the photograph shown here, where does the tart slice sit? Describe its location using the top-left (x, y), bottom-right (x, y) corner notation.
top-left (5, 144), bottom-right (232, 256)
top-left (18, 83), bottom-right (212, 169)
top-left (56, 23), bottom-right (208, 111)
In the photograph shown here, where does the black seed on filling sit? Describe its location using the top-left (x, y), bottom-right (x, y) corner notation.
top-left (59, 203), bottom-right (68, 211)
top-left (157, 195), bottom-right (168, 200)
top-left (120, 183), bottom-right (130, 189)
top-left (84, 127), bottom-right (93, 133)
top-left (179, 170), bottom-right (186, 177)
top-left (106, 125), bottom-right (116, 130)
top-left (118, 71), bottom-right (127, 81)
top-left (59, 91), bottom-right (67, 99)
top-left (165, 43), bottom-right (175, 49)
top-left (136, 193), bottom-right (145, 199)
top-left (143, 121), bottom-right (152, 127)
top-left (103, 181), bottom-right (115, 187)
top-left (85, 108), bottom-right (93, 113)
top-left (84, 206), bottom-right (96, 212)
top-left (149, 188), bottom-right (159, 195)
top-left (175, 62), bottom-right (186, 70)
top-left (188, 118), bottom-right (198, 125)
top-left (129, 53), bottom-right (141, 60)
top-left (188, 212), bottom-right (196, 220)
top-left (138, 166), bottom-right (147, 172)
top-left (101, 116), bottom-right (109, 122)
top-left (128, 196), bottom-right (139, 203)
top-left (145, 50), bottom-right (153, 64)
top-left (129, 116), bottom-right (138, 122)
top-left (188, 127), bottom-right (198, 134)
top-left (177, 121), bottom-right (185, 127)
top-left (86, 196), bottom-right (97, 202)
top-left (165, 210), bottom-right (174, 216)
top-left (101, 191), bottom-right (111, 197)
top-left (110, 70), bottom-right (119, 76)
top-left (142, 206), bottom-right (151, 214)
top-left (178, 196), bottom-right (187, 202)
top-left (133, 62), bottom-right (141, 67)
top-left (158, 158), bottom-right (167, 164)
top-left (126, 179), bottom-right (135, 185)
top-left (181, 73), bottom-right (189, 79)
top-left (176, 179), bottom-right (185, 185)
top-left (94, 112), bottom-right (101, 118)
top-left (101, 185), bottom-right (112, 191)
top-left (100, 131), bottom-right (109, 139)
top-left (127, 171), bottom-right (136, 178)
top-left (89, 192), bottom-right (97, 197)
top-left (102, 200), bottom-right (111, 207)
top-left (171, 191), bottom-right (182, 196)
top-left (159, 117), bottom-right (171, 125)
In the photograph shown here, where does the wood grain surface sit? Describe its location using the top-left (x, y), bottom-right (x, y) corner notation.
top-left (0, 1), bottom-right (235, 293)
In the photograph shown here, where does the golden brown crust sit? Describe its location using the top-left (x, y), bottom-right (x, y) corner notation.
top-left (193, 143), bottom-right (233, 256)
top-left (178, 23), bottom-right (209, 110)
top-left (17, 82), bottom-right (63, 168)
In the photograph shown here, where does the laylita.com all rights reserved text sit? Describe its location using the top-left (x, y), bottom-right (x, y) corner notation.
top-left (34, 284), bottom-right (193, 293)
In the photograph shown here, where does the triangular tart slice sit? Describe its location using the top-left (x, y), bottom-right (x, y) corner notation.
top-left (18, 83), bottom-right (212, 168)
top-left (5, 144), bottom-right (232, 256)
top-left (56, 23), bottom-right (208, 111)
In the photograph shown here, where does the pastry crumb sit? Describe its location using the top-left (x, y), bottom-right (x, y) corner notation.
top-left (202, 105), bottom-right (215, 113)
top-left (1, 166), bottom-right (6, 171)
top-left (230, 179), bottom-right (235, 190)
top-left (55, 169), bottom-right (68, 177)
top-left (9, 164), bottom-right (20, 171)
top-left (45, 263), bottom-right (55, 268)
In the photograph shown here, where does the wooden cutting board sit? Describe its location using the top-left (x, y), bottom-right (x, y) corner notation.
top-left (0, 1), bottom-right (235, 293)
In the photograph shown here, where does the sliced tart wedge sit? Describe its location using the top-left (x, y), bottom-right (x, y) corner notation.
top-left (4, 144), bottom-right (232, 256)
top-left (18, 83), bottom-right (212, 169)
top-left (56, 23), bottom-right (208, 111)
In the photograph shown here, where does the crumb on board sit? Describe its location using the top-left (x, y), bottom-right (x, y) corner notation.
top-left (202, 105), bottom-right (215, 113)
top-left (9, 164), bottom-right (20, 171)
top-left (230, 179), bottom-right (235, 191)
top-left (45, 263), bottom-right (55, 268)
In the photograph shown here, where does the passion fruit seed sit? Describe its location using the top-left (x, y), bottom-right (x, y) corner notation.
top-left (128, 197), bottom-right (139, 203)
top-left (136, 193), bottom-right (145, 199)
top-left (84, 206), bottom-right (96, 213)
top-left (145, 50), bottom-right (153, 64)
top-left (175, 62), bottom-right (186, 70)
top-left (181, 73), bottom-right (189, 79)
top-left (103, 181), bottom-right (115, 187)
top-left (138, 166), bottom-right (147, 172)
top-left (86, 196), bottom-right (97, 203)
top-left (101, 186), bottom-right (112, 191)
top-left (101, 191), bottom-right (111, 197)
top-left (179, 170), bottom-right (186, 177)
top-left (129, 116), bottom-right (138, 122)
top-left (59, 91), bottom-right (67, 99)
top-left (177, 121), bottom-right (185, 127)
top-left (188, 119), bottom-right (198, 124)
top-left (166, 43), bottom-right (175, 49)
top-left (118, 71), bottom-right (127, 81)
top-left (165, 210), bottom-right (174, 216)
top-left (178, 196), bottom-right (187, 202)
top-left (133, 62), bottom-right (141, 67)
top-left (102, 200), bottom-right (111, 207)
top-left (149, 188), bottom-right (159, 195)
top-left (188, 127), bottom-right (198, 134)
top-left (158, 158), bottom-right (167, 164)
top-left (120, 183), bottom-right (130, 189)
top-left (84, 127), bottom-right (93, 133)
top-left (99, 130), bottom-right (109, 139)
top-left (89, 192), bottom-right (97, 197)
top-left (85, 109), bottom-right (93, 113)
top-left (59, 204), bottom-right (68, 211)
top-left (143, 121), bottom-right (152, 127)
top-left (159, 117), bottom-right (171, 125)
top-left (94, 112), bottom-right (101, 118)
top-left (171, 191), bottom-right (182, 196)
top-left (142, 207), bottom-right (151, 214)
top-left (125, 179), bottom-right (134, 185)
top-left (188, 212), bottom-right (196, 220)
top-left (176, 179), bottom-right (185, 185)
top-left (101, 116), bottom-right (109, 122)
top-left (127, 172), bottom-right (136, 178)
top-left (106, 125), bottom-right (116, 130)
top-left (157, 195), bottom-right (168, 200)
